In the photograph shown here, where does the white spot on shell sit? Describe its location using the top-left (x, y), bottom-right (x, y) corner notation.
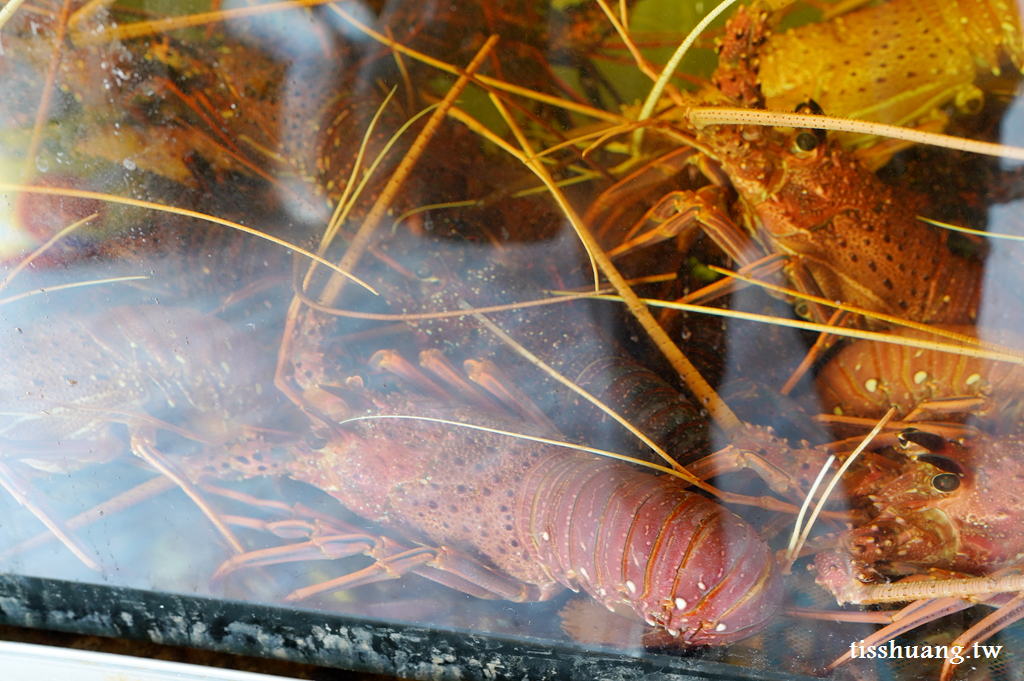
top-left (675, 598), bottom-right (687, 610)
top-left (913, 371), bottom-right (927, 385)
top-left (540, 531), bottom-right (549, 541)
top-left (697, 581), bottom-right (706, 591)
top-left (864, 378), bottom-right (878, 393)
top-left (579, 567), bottom-right (590, 581)
top-left (715, 623), bottom-right (727, 632)
top-left (626, 580), bottom-right (637, 594)
top-left (966, 373), bottom-right (981, 386)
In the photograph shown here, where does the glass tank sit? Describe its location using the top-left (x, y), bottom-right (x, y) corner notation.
top-left (1, 0), bottom-right (1023, 679)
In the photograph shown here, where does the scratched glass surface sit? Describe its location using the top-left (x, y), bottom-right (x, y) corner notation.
top-left (1, 0), bottom-right (1024, 679)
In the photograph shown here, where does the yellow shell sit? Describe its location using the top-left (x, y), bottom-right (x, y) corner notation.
top-left (758, 0), bottom-right (1023, 142)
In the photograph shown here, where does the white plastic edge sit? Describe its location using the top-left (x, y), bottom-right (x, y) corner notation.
top-left (0, 639), bottom-right (296, 681)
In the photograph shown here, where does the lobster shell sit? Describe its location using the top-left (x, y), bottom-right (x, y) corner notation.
top-left (283, 396), bottom-right (782, 646)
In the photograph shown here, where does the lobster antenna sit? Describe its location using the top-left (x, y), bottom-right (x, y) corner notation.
top-left (0, 212), bottom-right (97, 296)
top-left (318, 36), bottom-right (496, 306)
top-left (784, 451), bottom-right (836, 566)
top-left (785, 407), bottom-right (897, 564)
top-left (854, 572), bottom-right (1024, 605)
top-left (463, 301), bottom-right (687, 474)
top-left (0, 276), bottom-right (150, 307)
top-left (316, 86), bottom-right (399, 261)
top-left (579, 291), bottom-right (1024, 365)
top-left (293, 289), bottom-right (618, 321)
top-left (920, 216), bottom-right (1024, 242)
top-left (634, 0), bottom-right (740, 148)
top-left (688, 107), bottom-right (1024, 161)
top-left (0, 0), bottom-right (28, 31)
top-left (300, 92), bottom-right (441, 295)
top-left (705, 266), bottom-right (1024, 362)
top-left (0, 183), bottom-right (376, 293)
top-left (336, 414), bottom-right (683, 476)
top-left (336, 414), bottom-right (800, 513)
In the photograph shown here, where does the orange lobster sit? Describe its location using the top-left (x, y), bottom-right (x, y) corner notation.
top-left (599, 3), bottom-right (986, 328)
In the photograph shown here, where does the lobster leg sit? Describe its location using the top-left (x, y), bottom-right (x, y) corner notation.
top-left (585, 146), bottom-right (699, 241)
top-left (0, 475), bottom-right (177, 563)
top-left (418, 349), bottom-right (503, 408)
top-left (607, 186), bottom-right (757, 265)
top-left (826, 596), bottom-right (977, 673)
top-left (902, 396), bottom-right (993, 423)
top-left (284, 545), bottom-right (543, 604)
top-left (212, 515), bottom-right (540, 603)
top-left (939, 590), bottom-right (1024, 681)
top-left (0, 459), bottom-right (100, 570)
top-left (130, 428), bottom-right (246, 554)
top-left (684, 425), bottom-right (823, 501)
top-left (463, 358), bottom-right (557, 431)
top-left (369, 349), bottom-right (450, 400)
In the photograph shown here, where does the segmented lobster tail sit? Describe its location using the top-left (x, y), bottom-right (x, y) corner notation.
top-left (519, 451), bottom-right (782, 646)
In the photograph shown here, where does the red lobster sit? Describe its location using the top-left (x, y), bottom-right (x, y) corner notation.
top-left (774, 327), bottom-right (1024, 677)
top-left (193, 353), bottom-right (783, 647)
top-left (808, 428), bottom-right (1024, 677)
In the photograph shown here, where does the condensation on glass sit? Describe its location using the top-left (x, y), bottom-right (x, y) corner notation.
top-left (0, 1), bottom-right (1023, 680)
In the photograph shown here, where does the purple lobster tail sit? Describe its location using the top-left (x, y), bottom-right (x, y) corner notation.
top-left (215, 393), bottom-right (782, 648)
top-left (519, 450), bottom-right (782, 645)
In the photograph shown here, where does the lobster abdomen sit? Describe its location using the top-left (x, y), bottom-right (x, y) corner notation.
top-left (281, 400), bottom-right (781, 646)
top-left (520, 451), bottom-right (782, 646)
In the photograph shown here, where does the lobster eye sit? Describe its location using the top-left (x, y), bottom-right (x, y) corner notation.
top-left (794, 132), bottom-right (818, 152)
top-left (932, 472), bottom-right (961, 492)
top-left (415, 264), bottom-right (433, 279)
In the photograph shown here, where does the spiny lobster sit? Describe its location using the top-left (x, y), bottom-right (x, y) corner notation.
top-left (185, 349), bottom-right (783, 648)
top-left (0, 303), bottom-right (280, 569)
top-left (595, 2), bottom-right (988, 328)
top-left (817, 326), bottom-right (1024, 433)
top-left (758, 0), bottom-right (1024, 149)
